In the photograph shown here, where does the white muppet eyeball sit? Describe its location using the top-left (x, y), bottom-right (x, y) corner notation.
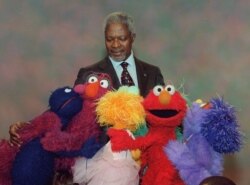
top-left (64, 88), bottom-right (72, 93)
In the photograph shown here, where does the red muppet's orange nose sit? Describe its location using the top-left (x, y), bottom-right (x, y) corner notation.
top-left (85, 82), bottom-right (99, 98)
top-left (159, 90), bottom-right (171, 105)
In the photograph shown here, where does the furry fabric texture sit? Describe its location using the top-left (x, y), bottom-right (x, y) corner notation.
top-left (0, 140), bottom-right (18, 185)
top-left (108, 84), bottom-right (187, 185)
top-left (96, 86), bottom-right (145, 131)
top-left (72, 86), bottom-right (146, 185)
top-left (41, 73), bottom-right (113, 172)
top-left (201, 98), bottom-right (241, 153)
top-left (165, 97), bottom-right (242, 185)
top-left (0, 86), bottom-right (83, 185)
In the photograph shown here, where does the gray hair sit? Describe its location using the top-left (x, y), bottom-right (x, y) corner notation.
top-left (103, 12), bottom-right (136, 35)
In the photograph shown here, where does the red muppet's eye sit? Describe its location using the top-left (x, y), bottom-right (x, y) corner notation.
top-left (153, 85), bottom-right (163, 96)
top-left (165, 85), bottom-right (175, 95)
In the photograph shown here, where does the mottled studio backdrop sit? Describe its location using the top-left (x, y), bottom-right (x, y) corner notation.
top-left (0, 0), bottom-right (249, 184)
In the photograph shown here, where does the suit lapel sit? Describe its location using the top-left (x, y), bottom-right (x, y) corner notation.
top-left (135, 57), bottom-right (148, 96)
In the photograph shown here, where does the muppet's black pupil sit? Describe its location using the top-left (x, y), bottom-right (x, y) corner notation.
top-left (158, 88), bottom-right (161, 92)
top-left (167, 87), bottom-right (171, 91)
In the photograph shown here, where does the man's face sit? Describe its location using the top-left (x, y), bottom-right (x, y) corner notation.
top-left (105, 23), bottom-right (135, 62)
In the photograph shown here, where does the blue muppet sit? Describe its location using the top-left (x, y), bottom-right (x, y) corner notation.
top-left (0, 86), bottom-right (101, 185)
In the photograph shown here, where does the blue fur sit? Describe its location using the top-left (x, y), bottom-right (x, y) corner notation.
top-left (11, 86), bottom-right (85, 185)
top-left (49, 86), bottom-right (83, 129)
top-left (12, 138), bottom-right (55, 185)
top-left (56, 137), bottom-right (102, 158)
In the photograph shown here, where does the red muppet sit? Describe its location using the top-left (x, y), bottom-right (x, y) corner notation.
top-left (108, 84), bottom-right (187, 185)
top-left (41, 72), bottom-right (113, 171)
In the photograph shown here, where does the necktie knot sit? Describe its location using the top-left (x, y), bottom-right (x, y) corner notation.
top-left (121, 62), bottom-right (129, 69)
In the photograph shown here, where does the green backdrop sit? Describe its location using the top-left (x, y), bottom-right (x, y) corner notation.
top-left (0, 0), bottom-right (249, 184)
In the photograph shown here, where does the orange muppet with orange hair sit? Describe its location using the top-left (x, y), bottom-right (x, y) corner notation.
top-left (72, 86), bottom-right (146, 185)
top-left (108, 84), bottom-right (187, 185)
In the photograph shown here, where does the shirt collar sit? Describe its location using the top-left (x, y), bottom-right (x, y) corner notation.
top-left (109, 51), bottom-right (135, 68)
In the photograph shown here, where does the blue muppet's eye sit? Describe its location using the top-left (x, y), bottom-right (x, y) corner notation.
top-left (64, 88), bottom-right (72, 93)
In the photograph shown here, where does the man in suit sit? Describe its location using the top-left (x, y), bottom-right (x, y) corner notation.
top-left (9, 11), bottom-right (164, 146)
top-left (8, 11), bottom-right (164, 185)
top-left (74, 11), bottom-right (164, 97)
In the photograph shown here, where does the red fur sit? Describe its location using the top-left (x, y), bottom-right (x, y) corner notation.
top-left (0, 111), bottom-right (61, 185)
top-left (0, 140), bottom-right (18, 185)
top-left (108, 85), bottom-right (187, 185)
top-left (41, 101), bottom-right (100, 152)
top-left (19, 111), bottom-right (62, 142)
top-left (41, 100), bottom-right (101, 171)
top-left (41, 73), bottom-right (112, 171)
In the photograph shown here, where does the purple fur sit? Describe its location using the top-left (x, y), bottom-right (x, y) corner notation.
top-left (201, 97), bottom-right (242, 153)
top-left (165, 97), bottom-right (242, 185)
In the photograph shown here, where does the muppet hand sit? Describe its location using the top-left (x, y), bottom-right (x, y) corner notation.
top-left (107, 128), bottom-right (134, 152)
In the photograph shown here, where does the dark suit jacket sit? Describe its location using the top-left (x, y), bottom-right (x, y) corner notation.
top-left (74, 56), bottom-right (164, 97)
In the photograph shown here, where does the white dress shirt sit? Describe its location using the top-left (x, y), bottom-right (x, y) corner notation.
top-left (109, 51), bottom-right (138, 87)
